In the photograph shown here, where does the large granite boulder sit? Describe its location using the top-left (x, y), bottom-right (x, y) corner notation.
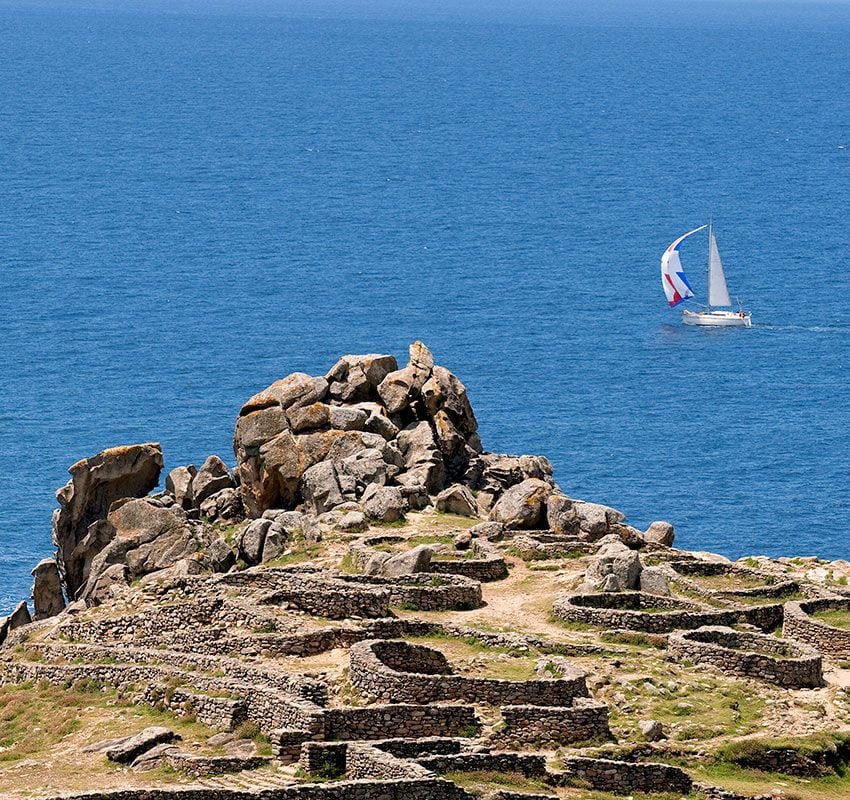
top-left (84, 563), bottom-right (130, 605)
top-left (31, 558), bottom-right (65, 620)
top-left (165, 465), bottom-right (196, 510)
top-left (546, 493), bottom-right (581, 536)
top-left (363, 485), bottom-right (405, 523)
top-left (574, 500), bottom-right (626, 542)
top-left (81, 499), bottom-right (201, 604)
top-left (380, 544), bottom-right (433, 577)
top-left (191, 456), bottom-right (234, 506)
top-left (644, 521), bottom-right (675, 547)
top-left (585, 536), bottom-right (642, 590)
top-left (489, 478), bottom-right (552, 529)
top-left (435, 484), bottom-right (478, 517)
top-left (640, 566), bottom-right (671, 596)
top-left (105, 727), bottom-right (178, 764)
top-left (300, 461), bottom-right (345, 514)
top-left (0, 601), bottom-right (32, 646)
top-left (237, 519), bottom-right (271, 565)
top-left (52, 443), bottom-right (163, 597)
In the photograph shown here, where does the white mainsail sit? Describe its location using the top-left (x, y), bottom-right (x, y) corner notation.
top-left (707, 225), bottom-right (732, 308)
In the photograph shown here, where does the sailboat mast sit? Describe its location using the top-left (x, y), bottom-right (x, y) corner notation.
top-left (706, 220), bottom-right (713, 312)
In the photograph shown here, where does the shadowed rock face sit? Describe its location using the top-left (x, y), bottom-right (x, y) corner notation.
top-left (81, 498), bottom-right (202, 605)
top-left (52, 443), bottom-right (163, 598)
top-left (31, 558), bottom-right (65, 620)
top-left (232, 343), bottom-right (486, 517)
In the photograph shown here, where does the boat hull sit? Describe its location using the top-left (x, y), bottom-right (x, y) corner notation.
top-left (682, 309), bottom-right (752, 328)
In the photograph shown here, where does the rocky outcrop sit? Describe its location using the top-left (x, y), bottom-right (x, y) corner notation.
top-left (232, 343), bottom-right (503, 518)
top-left (31, 558), bottom-right (65, 620)
top-left (0, 601), bottom-right (32, 646)
top-left (30, 344), bottom-right (558, 612)
top-left (585, 535), bottom-right (642, 591)
top-left (52, 443), bottom-right (163, 598)
top-left (490, 479), bottom-right (552, 529)
top-left (644, 521), bottom-right (675, 547)
top-left (81, 499), bottom-right (202, 604)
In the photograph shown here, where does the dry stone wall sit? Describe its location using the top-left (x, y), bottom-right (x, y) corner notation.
top-left (783, 599), bottom-right (850, 658)
top-left (553, 592), bottom-right (784, 633)
top-left (349, 639), bottom-right (588, 706)
top-left (336, 574), bottom-right (483, 611)
top-left (47, 783), bottom-right (472, 800)
top-left (346, 742), bottom-right (435, 781)
top-left (496, 700), bottom-right (610, 746)
top-left (415, 752), bottom-right (547, 778)
top-left (557, 756), bottom-right (692, 795)
top-left (322, 704), bottom-right (479, 741)
top-left (667, 626), bottom-right (823, 688)
top-left (427, 540), bottom-right (508, 582)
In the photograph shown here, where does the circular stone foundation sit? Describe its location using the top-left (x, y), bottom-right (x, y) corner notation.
top-left (348, 639), bottom-right (588, 706)
top-left (667, 626), bottom-right (822, 688)
top-left (335, 573), bottom-right (483, 611)
top-left (783, 599), bottom-right (850, 658)
top-left (669, 559), bottom-right (799, 600)
top-left (553, 592), bottom-right (781, 634)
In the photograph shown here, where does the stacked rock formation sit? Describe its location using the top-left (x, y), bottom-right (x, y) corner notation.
top-left (232, 343), bottom-right (490, 518)
top-left (4, 341), bottom-right (677, 624)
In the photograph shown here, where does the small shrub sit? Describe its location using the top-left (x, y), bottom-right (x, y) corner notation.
top-left (253, 620), bottom-right (277, 634)
top-left (233, 720), bottom-right (261, 740)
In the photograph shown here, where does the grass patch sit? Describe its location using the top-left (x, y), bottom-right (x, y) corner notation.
top-left (265, 539), bottom-right (324, 567)
top-left (337, 553), bottom-right (359, 574)
top-left (811, 609), bottom-right (850, 630)
top-left (430, 512), bottom-right (479, 530)
top-left (442, 769), bottom-right (551, 795)
top-left (600, 630), bottom-right (666, 649)
top-left (405, 634), bottom-right (540, 680)
top-left (0, 681), bottom-right (213, 779)
top-left (206, 520), bottom-right (245, 546)
top-left (232, 720), bottom-right (273, 756)
top-left (369, 517), bottom-right (408, 529)
top-left (690, 572), bottom-right (770, 590)
top-left (606, 676), bottom-right (766, 744)
top-left (295, 759), bottom-right (344, 782)
top-left (716, 731), bottom-right (850, 768)
top-left (694, 761), bottom-right (850, 799)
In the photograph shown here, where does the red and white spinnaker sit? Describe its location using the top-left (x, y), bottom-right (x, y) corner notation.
top-left (660, 224), bottom-right (705, 308)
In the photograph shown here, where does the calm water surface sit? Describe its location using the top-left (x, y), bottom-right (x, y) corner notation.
top-left (1, 0), bottom-right (850, 611)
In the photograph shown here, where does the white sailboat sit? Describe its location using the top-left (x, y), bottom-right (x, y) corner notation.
top-left (661, 223), bottom-right (752, 327)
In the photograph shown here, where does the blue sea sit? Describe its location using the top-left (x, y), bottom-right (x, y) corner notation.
top-left (2, 0), bottom-right (850, 613)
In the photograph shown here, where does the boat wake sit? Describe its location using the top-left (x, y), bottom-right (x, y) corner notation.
top-left (755, 324), bottom-right (850, 334)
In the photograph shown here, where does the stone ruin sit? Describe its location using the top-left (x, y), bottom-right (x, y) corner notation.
top-left (1, 342), bottom-right (850, 800)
